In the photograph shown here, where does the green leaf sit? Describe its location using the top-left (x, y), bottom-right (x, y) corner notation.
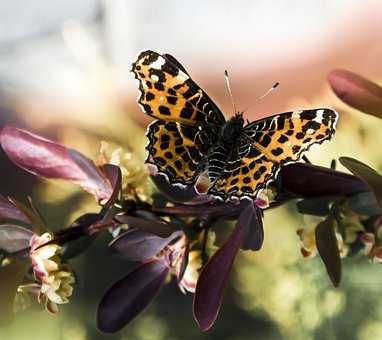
top-left (0, 260), bottom-right (30, 324)
top-left (315, 217), bottom-right (341, 287)
top-left (339, 157), bottom-right (382, 207)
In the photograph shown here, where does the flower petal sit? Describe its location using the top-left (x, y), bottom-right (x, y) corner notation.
top-left (97, 259), bottom-right (169, 333)
top-left (0, 126), bottom-right (113, 202)
top-left (328, 69), bottom-right (382, 118)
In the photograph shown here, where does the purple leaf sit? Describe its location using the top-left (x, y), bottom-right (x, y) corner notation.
top-left (97, 259), bottom-right (169, 333)
top-left (0, 126), bottom-right (113, 203)
top-left (315, 217), bottom-right (341, 287)
top-left (115, 215), bottom-right (178, 238)
top-left (152, 202), bottom-right (243, 219)
top-left (193, 205), bottom-right (248, 331)
top-left (110, 229), bottom-right (184, 262)
top-left (8, 198), bottom-right (45, 234)
top-left (347, 192), bottom-right (382, 216)
top-left (101, 164), bottom-right (122, 208)
top-left (0, 260), bottom-right (30, 324)
top-left (339, 157), bottom-right (382, 207)
top-left (58, 213), bottom-right (102, 260)
top-left (0, 195), bottom-right (30, 225)
top-left (328, 69), bottom-right (382, 118)
top-left (0, 225), bottom-right (33, 253)
top-left (280, 163), bottom-right (369, 198)
top-left (239, 201), bottom-right (264, 251)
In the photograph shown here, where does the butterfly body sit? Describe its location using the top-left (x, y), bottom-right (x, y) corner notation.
top-left (132, 50), bottom-right (338, 201)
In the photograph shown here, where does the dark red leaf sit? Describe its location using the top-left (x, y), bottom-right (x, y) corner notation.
top-left (328, 69), bottom-right (382, 118)
top-left (193, 204), bottom-right (248, 331)
top-left (102, 164), bottom-right (122, 208)
top-left (315, 217), bottom-right (341, 287)
top-left (340, 157), bottom-right (382, 207)
top-left (115, 215), bottom-right (178, 238)
top-left (57, 213), bottom-right (101, 259)
top-left (280, 163), bottom-right (369, 198)
top-left (0, 126), bottom-right (113, 202)
top-left (0, 260), bottom-right (30, 324)
top-left (109, 229), bottom-right (184, 262)
top-left (0, 225), bottom-right (33, 253)
top-left (0, 195), bottom-right (30, 225)
top-left (239, 201), bottom-right (264, 251)
top-left (97, 259), bottom-right (169, 333)
top-left (347, 192), bottom-right (382, 216)
top-left (8, 198), bottom-right (45, 234)
top-left (152, 202), bottom-right (243, 219)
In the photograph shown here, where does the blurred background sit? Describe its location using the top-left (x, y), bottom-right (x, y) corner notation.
top-left (1, 0), bottom-right (382, 339)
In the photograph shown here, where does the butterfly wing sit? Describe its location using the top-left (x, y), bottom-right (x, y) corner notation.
top-left (146, 120), bottom-right (205, 186)
top-left (131, 50), bottom-right (226, 126)
top-left (210, 108), bottom-right (338, 200)
top-left (209, 146), bottom-right (278, 200)
top-left (244, 108), bottom-right (338, 163)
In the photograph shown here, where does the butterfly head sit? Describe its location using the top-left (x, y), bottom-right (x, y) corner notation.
top-left (234, 111), bottom-right (245, 125)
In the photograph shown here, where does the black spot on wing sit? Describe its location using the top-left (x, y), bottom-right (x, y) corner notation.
top-left (158, 106), bottom-right (171, 116)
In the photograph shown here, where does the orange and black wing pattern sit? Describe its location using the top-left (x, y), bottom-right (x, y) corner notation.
top-left (131, 50), bottom-right (225, 126)
top-left (146, 121), bottom-right (204, 187)
top-left (210, 109), bottom-right (338, 200)
top-left (209, 146), bottom-right (278, 200)
top-left (132, 50), bottom-right (338, 201)
top-left (244, 109), bottom-right (338, 164)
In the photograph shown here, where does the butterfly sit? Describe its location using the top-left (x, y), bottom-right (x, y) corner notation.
top-left (131, 50), bottom-right (338, 201)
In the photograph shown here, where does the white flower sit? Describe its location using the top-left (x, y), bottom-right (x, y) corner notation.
top-left (23, 233), bottom-right (75, 314)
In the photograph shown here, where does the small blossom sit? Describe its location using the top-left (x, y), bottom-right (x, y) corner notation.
top-left (179, 230), bottom-right (216, 293)
top-left (254, 188), bottom-right (276, 209)
top-left (297, 215), bottom-right (348, 258)
top-left (22, 232), bottom-right (75, 313)
top-left (97, 141), bottom-right (152, 201)
top-left (361, 230), bottom-right (382, 263)
top-left (179, 250), bottom-right (203, 293)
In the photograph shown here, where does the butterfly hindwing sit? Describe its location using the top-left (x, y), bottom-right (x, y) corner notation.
top-left (146, 120), bottom-right (204, 186)
top-left (245, 109), bottom-right (338, 164)
top-left (131, 50), bottom-right (225, 126)
top-left (209, 146), bottom-right (278, 200)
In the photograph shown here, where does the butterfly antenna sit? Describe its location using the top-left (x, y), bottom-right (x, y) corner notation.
top-left (256, 82), bottom-right (280, 101)
top-left (224, 70), bottom-right (237, 114)
top-left (242, 82), bottom-right (280, 113)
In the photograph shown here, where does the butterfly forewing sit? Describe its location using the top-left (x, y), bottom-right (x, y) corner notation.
top-left (131, 50), bottom-right (225, 126)
top-left (244, 109), bottom-right (338, 164)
